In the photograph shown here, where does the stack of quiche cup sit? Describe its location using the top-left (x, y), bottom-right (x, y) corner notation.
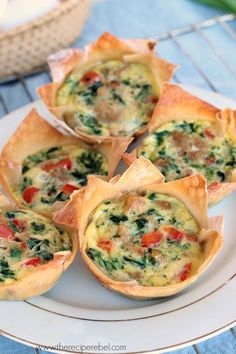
top-left (0, 32), bottom-right (235, 300)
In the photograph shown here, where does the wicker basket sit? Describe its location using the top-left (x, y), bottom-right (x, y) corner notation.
top-left (0, 0), bottom-right (91, 79)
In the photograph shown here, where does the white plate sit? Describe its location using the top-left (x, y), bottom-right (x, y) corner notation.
top-left (0, 86), bottom-right (235, 354)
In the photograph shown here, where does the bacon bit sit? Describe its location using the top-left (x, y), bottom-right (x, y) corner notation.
top-left (155, 159), bottom-right (169, 167)
top-left (179, 263), bottom-right (192, 281)
top-left (204, 128), bottom-right (215, 139)
top-left (208, 181), bottom-right (221, 191)
top-left (172, 131), bottom-right (188, 149)
top-left (12, 219), bottom-right (26, 232)
top-left (97, 239), bottom-right (112, 252)
top-left (61, 184), bottom-right (80, 195)
top-left (141, 231), bottom-right (163, 247)
top-left (184, 168), bottom-right (193, 177)
top-left (165, 227), bottom-right (184, 242)
top-left (42, 158), bottom-right (72, 172)
top-left (205, 156), bottom-right (216, 165)
top-left (0, 224), bottom-right (14, 239)
top-left (188, 151), bottom-right (201, 160)
top-left (23, 257), bottom-right (41, 267)
top-left (151, 96), bottom-right (158, 104)
top-left (193, 137), bottom-right (206, 149)
top-left (81, 71), bottom-right (101, 85)
top-left (156, 200), bottom-right (171, 209)
top-left (109, 80), bottom-right (119, 88)
top-left (20, 242), bottom-right (27, 250)
top-left (186, 234), bottom-right (198, 242)
top-left (22, 186), bottom-right (40, 204)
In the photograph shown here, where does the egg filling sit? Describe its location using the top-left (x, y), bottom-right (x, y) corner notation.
top-left (14, 145), bottom-right (108, 213)
top-left (138, 120), bottom-right (236, 187)
top-left (86, 192), bottom-right (203, 287)
top-left (56, 60), bottom-right (158, 137)
top-left (0, 209), bottom-right (71, 284)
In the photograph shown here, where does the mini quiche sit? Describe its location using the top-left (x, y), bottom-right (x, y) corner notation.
top-left (54, 157), bottom-right (223, 299)
top-left (38, 32), bottom-right (177, 143)
top-left (124, 84), bottom-right (236, 205)
top-left (0, 193), bottom-right (77, 300)
top-left (0, 109), bottom-right (131, 217)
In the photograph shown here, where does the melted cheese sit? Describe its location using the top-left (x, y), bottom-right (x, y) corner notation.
top-left (56, 60), bottom-right (158, 137)
top-left (13, 145), bottom-right (108, 214)
top-left (138, 120), bottom-right (236, 185)
top-left (0, 209), bottom-right (71, 284)
top-left (85, 192), bottom-right (202, 287)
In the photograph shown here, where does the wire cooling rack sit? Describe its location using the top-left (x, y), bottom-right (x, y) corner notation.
top-left (0, 13), bottom-right (236, 117)
top-left (0, 12), bottom-right (236, 354)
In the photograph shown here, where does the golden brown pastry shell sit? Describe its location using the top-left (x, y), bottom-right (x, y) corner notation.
top-left (38, 32), bottom-right (177, 144)
top-left (124, 83), bottom-right (236, 205)
top-left (0, 109), bottom-right (131, 217)
top-left (0, 193), bottom-right (78, 300)
top-left (54, 157), bottom-right (223, 300)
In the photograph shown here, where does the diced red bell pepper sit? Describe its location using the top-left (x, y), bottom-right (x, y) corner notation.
top-left (23, 257), bottom-right (41, 266)
top-left (12, 219), bottom-right (26, 232)
top-left (166, 227), bottom-right (184, 242)
top-left (61, 184), bottom-right (80, 195)
top-left (141, 230), bottom-right (163, 247)
top-left (204, 128), bottom-right (215, 139)
top-left (97, 239), bottom-right (112, 252)
top-left (42, 158), bottom-right (72, 172)
top-left (0, 224), bottom-right (14, 239)
top-left (179, 263), bottom-right (192, 281)
top-left (22, 186), bottom-right (40, 204)
top-left (81, 71), bottom-right (101, 85)
top-left (20, 242), bottom-right (27, 249)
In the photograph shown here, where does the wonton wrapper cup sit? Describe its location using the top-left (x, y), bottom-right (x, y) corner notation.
top-left (38, 32), bottom-right (177, 144)
top-left (0, 109), bottom-right (131, 217)
top-left (124, 83), bottom-right (236, 205)
top-left (0, 193), bottom-right (78, 300)
top-left (54, 157), bottom-right (223, 300)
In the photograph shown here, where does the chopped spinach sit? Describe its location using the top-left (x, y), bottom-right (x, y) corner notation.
top-left (87, 248), bottom-right (123, 272)
top-left (38, 251), bottom-right (54, 261)
top-left (45, 147), bottom-right (60, 158)
top-left (4, 211), bottom-right (16, 219)
top-left (31, 222), bottom-right (46, 233)
top-left (7, 221), bottom-right (19, 233)
top-left (147, 208), bottom-right (155, 215)
top-left (148, 192), bottom-right (157, 201)
top-left (55, 192), bottom-right (69, 202)
top-left (77, 113), bottom-right (102, 135)
top-left (135, 218), bottom-right (148, 229)
top-left (112, 91), bottom-right (125, 105)
top-left (70, 170), bottom-right (87, 186)
top-left (217, 171), bottom-right (225, 182)
top-left (20, 177), bottom-right (33, 192)
top-left (10, 247), bottom-right (22, 258)
top-left (41, 197), bottom-right (55, 204)
top-left (123, 256), bottom-right (145, 268)
top-left (135, 84), bottom-right (151, 101)
top-left (22, 165), bottom-right (30, 174)
top-left (154, 130), bottom-right (170, 145)
top-left (27, 238), bottom-right (49, 250)
top-left (65, 77), bottom-right (80, 94)
top-left (109, 215), bottom-right (128, 223)
top-left (78, 81), bottom-right (103, 105)
top-left (0, 259), bottom-right (15, 279)
top-left (78, 150), bottom-right (105, 173)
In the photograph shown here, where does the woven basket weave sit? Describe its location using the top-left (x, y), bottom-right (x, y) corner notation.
top-left (0, 0), bottom-right (91, 79)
